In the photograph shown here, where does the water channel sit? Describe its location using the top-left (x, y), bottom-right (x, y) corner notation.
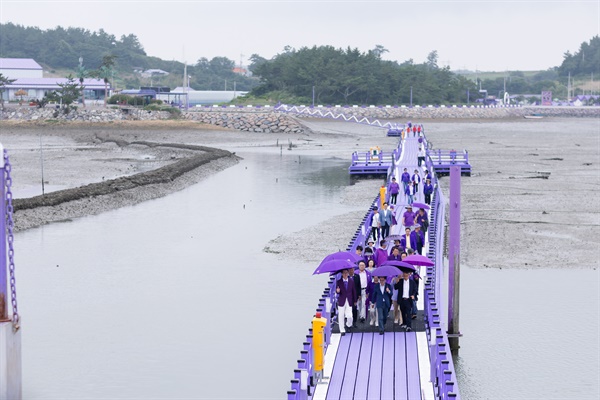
top-left (14, 150), bottom-right (600, 399)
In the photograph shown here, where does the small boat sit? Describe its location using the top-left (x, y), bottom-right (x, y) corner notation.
top-left (524, 115), bottom-right (543, 119)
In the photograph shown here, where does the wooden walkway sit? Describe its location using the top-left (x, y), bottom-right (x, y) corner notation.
top-left (321, 332), bottom-right (422, 400)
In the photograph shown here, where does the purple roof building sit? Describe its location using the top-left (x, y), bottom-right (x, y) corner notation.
top-left (0, 58), bottom-right (43, 79)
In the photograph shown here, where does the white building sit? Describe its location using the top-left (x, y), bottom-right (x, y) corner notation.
top-left (3, 78), bottom-right (107, 102)
top-left (0, 58), bottom-right (43, 79)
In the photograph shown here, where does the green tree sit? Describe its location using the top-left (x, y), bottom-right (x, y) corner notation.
top-left (94, 55), bottom-right (117, 107)
top-left (76, 63), bottom-right (88, 107)
top-left (0, 73), bottom-right (16, 110)
top-left (44, 75), bottom-right (83, 114)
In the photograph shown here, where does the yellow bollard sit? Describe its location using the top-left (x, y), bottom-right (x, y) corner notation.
top-left (312, 312), bottom-right (327, 374)
top-left (379, 185), bottom-right (387, 208)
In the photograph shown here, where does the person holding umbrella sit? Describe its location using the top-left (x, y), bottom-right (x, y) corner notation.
top-left (395, 270), bottom-right (418, 331)
top-left (370, 276), bottom-right (393, 335)
top-left (355, 260), bottom-right (372, 323)
top-left (336, 268), bottom-right (357, 336)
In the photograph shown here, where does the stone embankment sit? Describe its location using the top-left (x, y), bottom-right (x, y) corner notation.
top-left (1, 105), bottom-right (597, 133)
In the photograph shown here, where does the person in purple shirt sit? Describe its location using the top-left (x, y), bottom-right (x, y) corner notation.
top-left (375, 239), bottom-right (389, 266)
top-left (388, 177), bottom-right (400, 205)
top-left (401, 204), bottom-right (415, 229)
top-left (415, 207), bottom-right (429, 232)
top-left (423, 178), bottom-right (434, 205)
top-left (401, 168), bottom-right (411, 191)
top-left (411, 224), bottom-right (425, 255)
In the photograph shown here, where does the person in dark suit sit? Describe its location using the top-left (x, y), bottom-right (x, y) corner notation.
top-left (370, 276), bottom-right (393, 335)
top-left (336, 269), bottom-right (357, 336)
top-left (349, 267), bottom-right (361, 327)
top-left (394, 271), bottom-right (418, 331)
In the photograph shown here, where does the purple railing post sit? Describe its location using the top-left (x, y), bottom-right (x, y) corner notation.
top-left (447, 166), bottom-right (461, 354)
top-left (0, 147), bottom-right (7, 321)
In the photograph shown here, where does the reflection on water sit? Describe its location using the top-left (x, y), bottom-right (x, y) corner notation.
top-left (17, 152), bottom-right (358, 399)
top-left (455, 266), bottom-right (599, 400)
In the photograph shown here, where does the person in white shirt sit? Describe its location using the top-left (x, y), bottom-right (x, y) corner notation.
top-left (394, 271), bottom-right (417, 331)
top-left (418, 146), bottom-right (426, 167)
top-left (370, 206), bottom-right (380, 243)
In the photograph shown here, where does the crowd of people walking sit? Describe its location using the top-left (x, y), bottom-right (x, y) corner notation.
top-left (334, 131), bottom-right (434, 336)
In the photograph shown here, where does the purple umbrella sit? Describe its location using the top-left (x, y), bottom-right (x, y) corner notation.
top-left (411, 202), bottom-right (430, 210)
top-left (385, 234), bottom-right (404, 242)
top-left (371, 265), bottom-right (401, 277)
top-left (403, 254), bottom-right (434, 266)
top-left (381, 260), bottom-right (417, 273)
top-left (313, 259), bottom-right (355, 275)
top-left (321, 251), bottom-right (363, 264)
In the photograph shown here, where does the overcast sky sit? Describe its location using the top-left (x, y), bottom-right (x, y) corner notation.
top-left (1, 0), bottom-right (598, 71)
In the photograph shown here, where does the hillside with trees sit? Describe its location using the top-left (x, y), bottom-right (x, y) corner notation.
top-left (1, 22), bottom-right (597, 103)
top-left (247, 46), bottom-right (477, 105)
top-left (0, 23), bottom-right (258, 91)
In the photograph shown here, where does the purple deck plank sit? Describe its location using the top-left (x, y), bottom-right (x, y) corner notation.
top-left (405, 332), bottom-right (422, 399)
top-left (381, 332), bottom-right (395, 399)
top-left (394, 333), bottom-right (409, 400)
top-left (353, 333), bottom-right (373, 399)
top-left (339, 334), bottom-right (363, 399)
top-left (367, 331), bottom-right (384, 399)
top-left (326, 334), bottom-right (352, 399)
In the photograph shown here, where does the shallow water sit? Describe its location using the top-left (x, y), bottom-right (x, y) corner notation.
top-left (455, 266), bottom-right (599, 400)
top-left (16, 152), bottom-right (357, 399)
top-left (13, 149), bottom-right (600, 399)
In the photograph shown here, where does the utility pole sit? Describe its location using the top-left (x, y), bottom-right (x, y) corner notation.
top-left (312, 86), bottom-right (315, 107)
top-left (410, 86), bottom-right (413, 107)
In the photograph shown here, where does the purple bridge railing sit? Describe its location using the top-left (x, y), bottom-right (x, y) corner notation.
top-left (287, 133), bottom-right (461, 399)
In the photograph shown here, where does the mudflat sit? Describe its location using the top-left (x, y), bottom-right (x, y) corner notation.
top-left (1, 116), bottom-right (598, 269)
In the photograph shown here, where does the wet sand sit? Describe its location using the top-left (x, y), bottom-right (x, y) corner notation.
top-left (1, 117), bottom-right (598, 269)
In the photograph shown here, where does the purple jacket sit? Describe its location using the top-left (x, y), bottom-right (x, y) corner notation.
top-left (401, 172), bottom-right (411, 183)
top-left (412, 174), bottom-right (421, 184)
top-left (388, 181), bottom-right (400, 195)
top-left (405, 185), bottom-right (416, 196)
top-left (375, 248), bottom-right (389, 266)
top-left (415, 211), bottom-right (428, 226)
top-left (410, 231), bottom-right (424, 249)
top-left (337, 278), bottom-right (357, 306)
top-left (423, 183), bottom-right (434, 195)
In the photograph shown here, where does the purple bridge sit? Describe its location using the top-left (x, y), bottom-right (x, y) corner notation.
top-left (287, 131), bottom-right (463, 399)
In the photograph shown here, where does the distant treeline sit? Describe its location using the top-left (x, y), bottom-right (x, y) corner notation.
top-left (1, 23), bottom-right (597, 101)
top-left (247, 46), bottom-right (478, 104)
top-left (0, 23), bottom-right (258, 91)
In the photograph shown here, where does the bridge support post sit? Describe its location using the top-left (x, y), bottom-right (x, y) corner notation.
top-left (448, 166), bottom-right (461, 354)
